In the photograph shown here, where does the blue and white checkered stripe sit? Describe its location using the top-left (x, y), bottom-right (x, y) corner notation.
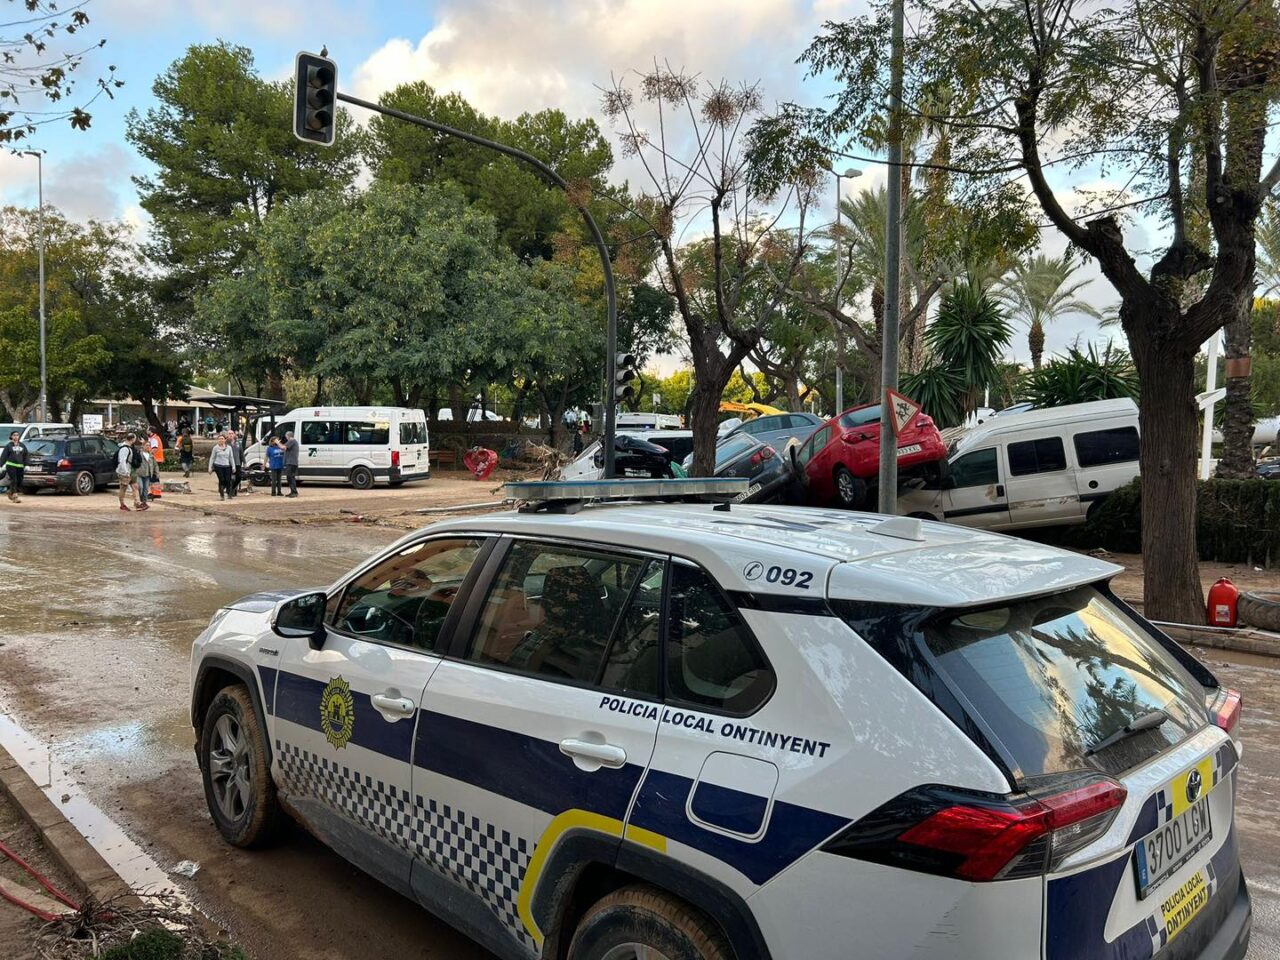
top-left (276, 741), bottom-right (536, 951)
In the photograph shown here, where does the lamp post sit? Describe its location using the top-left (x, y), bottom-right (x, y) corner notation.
top-left (826, 163), bottom-right (861, 413)
top-left (20, 150), bottom-right (47, 424)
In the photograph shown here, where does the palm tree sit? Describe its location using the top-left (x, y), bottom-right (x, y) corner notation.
top-left (1259, 201), bottom-right (1280, 299)
top-left (997, 252), bottom-right (1101, 369)
top-left (917, 280), bottom-right (1014, 422)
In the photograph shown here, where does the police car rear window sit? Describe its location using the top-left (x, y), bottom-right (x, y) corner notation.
top-left (836, 587), bottom-right (1210, 779)
top-left (920, 587), bottom-right (1206, 777)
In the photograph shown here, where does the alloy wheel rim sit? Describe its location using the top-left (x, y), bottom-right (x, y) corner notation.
top-left (599, 946), bottom-right (673, 960)
top-left (209, 713), bottom-right (252, 822)
top-left (77, 473), bottom-right (93, 494)
top-left (838, 472), bottom-right (855, 501)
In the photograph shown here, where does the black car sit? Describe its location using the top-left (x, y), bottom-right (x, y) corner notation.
top-left (22, 435), bottom-right (122, 495)
top-left (1257, 459), bottom-right (1280, 480)
top-left (681, 433), bottom-right (792, 503)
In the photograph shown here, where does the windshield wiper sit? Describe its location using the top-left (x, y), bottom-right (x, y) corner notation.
top-left (1086, 709), bottom-right (1169, 756)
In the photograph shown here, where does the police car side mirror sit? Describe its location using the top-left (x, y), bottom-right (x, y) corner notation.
top-left (273, 592), bottom-right (328, 648)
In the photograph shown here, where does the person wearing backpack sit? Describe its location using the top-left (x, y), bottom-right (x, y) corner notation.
top-left (177, 429), bottom-right (195, 478)
top-left (116, 433), bottom-right (142, 512)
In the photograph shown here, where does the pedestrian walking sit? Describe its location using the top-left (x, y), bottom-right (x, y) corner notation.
top-left (177, 429), bottom-right (194, 478)
top-left (116, 433), bottom-right (142, 512)
top-left (226, 430), bottom-right (242, 497)
top-left (209, 435), bottom-right (235, 501)
top-left (137, 439), bottom-right (158, 509)
top-left (283, 430), bottom-right (300, 498)
top-left (266, 436), bottom-right (286, 496)
top-left (4, 431), bottom-right (28, 503)
top-left (146, 427), bottom-right (165, 500)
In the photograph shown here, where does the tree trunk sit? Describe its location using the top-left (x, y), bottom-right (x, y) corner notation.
top-left (1217, 301), bottom-right (1255, 479)
top-left (313, 375), bottom-right (325, 406)
top-left (267, 369), bottom-right (285, 402)
top-left (688, 380), bottom-right (724, 477)
top-left (139, 395), bottom-right (164, 434)
top-left (1132, 337), bottom-right (1204, 622)
top-left (1029, 320), bottom-right (1046, 371)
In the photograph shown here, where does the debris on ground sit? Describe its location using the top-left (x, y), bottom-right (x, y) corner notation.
top-left (33, 894), bottom-right (244, 960)
top-left (169, 861), bottom-right (199, 879)
top-left (1088, 547), bottom-right (1113, 559)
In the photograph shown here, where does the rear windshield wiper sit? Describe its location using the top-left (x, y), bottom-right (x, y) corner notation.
top-left (1086, 709), bottom-right (1169, 756)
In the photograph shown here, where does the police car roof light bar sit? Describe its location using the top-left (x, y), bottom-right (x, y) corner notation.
top-left (504, 477), bottom-right (749, 512)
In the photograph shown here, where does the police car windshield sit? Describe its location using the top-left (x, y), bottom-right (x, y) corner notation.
top-left (920, 587), bottom-right (1205, 777)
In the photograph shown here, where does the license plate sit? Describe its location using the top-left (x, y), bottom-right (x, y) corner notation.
top-left (1134, 794), bottom-right (1213, 899)
top-left (734, 482), bottom-right (762, 503)
top-left (896, 444), bottom-right (922, 457)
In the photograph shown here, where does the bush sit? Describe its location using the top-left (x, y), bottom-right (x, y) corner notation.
top-left (1070, 478), bottom-right (1280, 567)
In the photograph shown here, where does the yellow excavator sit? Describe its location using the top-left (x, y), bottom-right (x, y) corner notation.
top-left (718, 401), bottom-right (786, 419)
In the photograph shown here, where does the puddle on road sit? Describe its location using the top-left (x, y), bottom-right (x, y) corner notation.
top-left (0, 710), bottom-right (183, 901)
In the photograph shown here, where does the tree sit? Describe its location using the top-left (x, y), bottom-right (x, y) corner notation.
top-left (791, 0), bottom-right (1280, 621)
top-left (1, 0), bottom-right (121, 143)
top-left (901, 280), bottom-right (1014, 426)
top-left (997, 253), bottom-right (1101, 369)
top-left (1023, 343), bottom-right (1139, 408)
top-left (127, 42), bottom-right (359, 381)
top-left (602, 67), bottom-right (816, 475)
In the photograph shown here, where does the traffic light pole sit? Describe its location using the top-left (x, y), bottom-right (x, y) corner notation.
top-left (334, 92), bottom-right (619, 478)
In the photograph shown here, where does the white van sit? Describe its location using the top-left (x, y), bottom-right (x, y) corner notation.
top-left (616, 411), bottom-right (683, 430)
top-left (898, 398), bottom-right (1140, 530)
top-left (0, 422), bottom-right (78, 442)
top-left (244, 406), bottom-right (429, 490)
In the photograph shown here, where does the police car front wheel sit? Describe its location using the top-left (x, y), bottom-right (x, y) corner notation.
top-left (567, 886), bottom-right (731, 960)
top-left (199, 685), bottom-right (281, 848)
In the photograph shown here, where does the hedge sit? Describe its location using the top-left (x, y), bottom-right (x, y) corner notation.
top-left (1069, 478), bottom-right (1280, 568)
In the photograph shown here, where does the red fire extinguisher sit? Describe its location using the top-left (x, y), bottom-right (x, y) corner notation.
top-left (1206, 577), bottom-right (1240, 627)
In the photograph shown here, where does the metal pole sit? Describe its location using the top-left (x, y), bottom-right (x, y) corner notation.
top-left (335, 92), bottom-right (619, 477)
top-left (22, 152), bottom-right (48, 423)
top-left (834, 173), bottom-right (844, 413)
top-left (878, 0), bottom-right (905, 515)
top-left (1200, 332), bottom-right (1220, 480)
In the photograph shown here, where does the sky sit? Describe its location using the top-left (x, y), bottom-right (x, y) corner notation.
top-left (0, 0), bottom-right (1128, 371)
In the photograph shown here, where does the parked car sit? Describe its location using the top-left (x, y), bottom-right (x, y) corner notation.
top-left (791, 402), bottom-right (947, 508)
top-left (1255, 459), bottom-right (1280, 480)
top-left (0, 422), bottom-right (78, 443)
top-left (723, 411), bottom-right (824, 452)
top-left (20, 435), bottom-right (122, 495)
top-left (191, 488), bottom-right (1250, 960)
top-left (680, 433), bottom-right (791, 503)
top-left (898, 398), bottom-right (1140, 531)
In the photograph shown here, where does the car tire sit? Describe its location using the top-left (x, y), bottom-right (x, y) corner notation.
top-left (833, 466), bottom-right (866, 509)
top-left (199, 685), bottom-right (281, 849)
top-left (1239, 591), bottom-right (1280, 633)
top-left (249, 468), bottom-right (269, 487)
top-left (567, 885), bottom-right (732, 960)
top-left (73, 470), bottom-right (95, 496)
top-left (350, 466), bottom-right (375, 490)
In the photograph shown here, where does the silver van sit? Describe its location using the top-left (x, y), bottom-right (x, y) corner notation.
top-left (897, 398), bottom-right (1140, 530)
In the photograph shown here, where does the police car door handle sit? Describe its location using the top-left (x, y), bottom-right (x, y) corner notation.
top-left (371, 694), bottom-right (416, 719)
top-left (559, 739), bottom-right (627, 769)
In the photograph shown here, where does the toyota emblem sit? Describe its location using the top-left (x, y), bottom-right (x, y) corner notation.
top-left (1185, 769), bottom-right (1203, 803)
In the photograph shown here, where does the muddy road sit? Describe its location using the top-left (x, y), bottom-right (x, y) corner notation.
top-left (0, 509), bottom-right (1278, 959)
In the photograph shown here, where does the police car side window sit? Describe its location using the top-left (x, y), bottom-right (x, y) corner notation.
top-left (466, 540), bottom-right (644, 687)
top-left (330, 538), bottom-right (483, 651)
top-left (666, 564), bottom-right (774, 714)
top-left (598, 560), bottom-right (664, 697)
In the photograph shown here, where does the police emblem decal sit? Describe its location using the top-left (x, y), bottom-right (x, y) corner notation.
top-left (320, 676), bottom-right (355, 749)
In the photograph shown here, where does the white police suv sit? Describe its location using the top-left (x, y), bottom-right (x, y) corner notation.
top-left (190, 481), bottom-right (1251, 960)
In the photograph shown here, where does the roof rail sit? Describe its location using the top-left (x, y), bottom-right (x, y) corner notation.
top-left (503, 477), bottom-right (749, 513)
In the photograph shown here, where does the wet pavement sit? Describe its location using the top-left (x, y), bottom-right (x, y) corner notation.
top-left (0, 509), bottom-right (1277, 958)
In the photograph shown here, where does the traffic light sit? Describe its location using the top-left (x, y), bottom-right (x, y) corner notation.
top-left (614, 352), bottom-right (638, 404)
top-left (294, 52), bottom-right (337, 146)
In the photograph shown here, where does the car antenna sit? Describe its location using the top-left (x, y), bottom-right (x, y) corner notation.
top-left (868, 516), bottom-right (925, 541)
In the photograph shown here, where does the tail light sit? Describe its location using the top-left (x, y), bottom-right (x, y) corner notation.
top-left (1207, 688), bottom-right (1241, 734)
top-left (57, 458), bottom-right (72, 470)
top-left (823, 777), bottom-right (1126, 881)
top-left (748, 446), bottom-right (775, 466)
top-left (391, 450), bottom-right (400, 468)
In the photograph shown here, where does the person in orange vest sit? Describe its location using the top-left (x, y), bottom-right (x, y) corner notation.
top-left (147, 427), bottom-right (166, 499)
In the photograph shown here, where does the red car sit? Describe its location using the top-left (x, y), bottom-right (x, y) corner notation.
top-left (792, 401), bottom-right (947, 508)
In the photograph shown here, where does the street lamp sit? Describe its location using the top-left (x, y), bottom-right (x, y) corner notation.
top-left (19, 150), bottom-right (47, 424)
top-left (826, 163), bottom-right (861, 412)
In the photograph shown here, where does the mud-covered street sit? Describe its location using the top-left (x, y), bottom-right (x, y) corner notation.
top-left (0, 509), bottom-right (1277, 959)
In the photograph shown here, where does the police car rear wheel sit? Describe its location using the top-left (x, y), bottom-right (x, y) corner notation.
top-left (200, 685), bottom-right (280, 848)
top-left (567, 886), bottom-right (731, 960)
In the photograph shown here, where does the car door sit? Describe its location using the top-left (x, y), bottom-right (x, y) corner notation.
top-left (1005, 434), bottom-right (1083, 526)
top-left (411, 537), bottom-right (664, 959)
top-left (98, 438), bottom-right (120, 486)
top-left (797, 424), bottom-right (835, 502)
top-left (299, 418), bottom-right (341, 480)
top-left (269, 535), bottom-right (492, 896)
top-left (941, 446), bottom-right (1011, 528)
top-left (1071, 424), bottom-right (1140, 508)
